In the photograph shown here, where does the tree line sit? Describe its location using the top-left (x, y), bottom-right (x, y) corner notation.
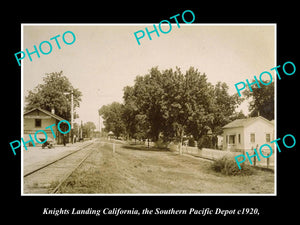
top-left (24, 69), bottom-right (274, 148)
top-left (99, 67), bottom-right (248, 148)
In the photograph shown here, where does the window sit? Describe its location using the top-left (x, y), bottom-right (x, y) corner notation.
top-left (238, 134), bottom-right (241, 144)
top-left (250, 133), bottom-right (255, 143)
top-left (35, 119), bottom-right (41, 127)
top-left (229, 135), bottom-right (235, 144)
top-left (266, 133), bottom-right (271, 142)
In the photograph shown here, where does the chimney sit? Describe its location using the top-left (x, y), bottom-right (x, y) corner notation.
top-left (51, 108), bottom-right (55, 114)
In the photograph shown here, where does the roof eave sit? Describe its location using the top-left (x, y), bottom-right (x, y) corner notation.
top-left (23, 107), bottom-right (66, 121)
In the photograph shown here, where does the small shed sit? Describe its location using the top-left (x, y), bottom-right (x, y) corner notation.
top-left (107, 131), bottom-right (114, 140)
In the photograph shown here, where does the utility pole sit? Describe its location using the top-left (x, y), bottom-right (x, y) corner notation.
top-left (113, 140), bottom-right (116, 153)
top-left (64, 90), bottom-right (74, 144)
top-left (80, 120), bottom-right (83, 140)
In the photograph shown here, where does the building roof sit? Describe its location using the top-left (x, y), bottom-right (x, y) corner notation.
top-left (222, 116), bottom-right (273, 129)
top-left (24, 107), bottom-right (66, 121)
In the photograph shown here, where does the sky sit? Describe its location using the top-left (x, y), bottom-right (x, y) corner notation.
top-left (22, 24), bottom-right (275, 131)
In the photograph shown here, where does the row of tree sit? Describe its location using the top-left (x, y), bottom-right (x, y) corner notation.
top-left (99, 67), bottom-right (250, 148)
top-left (24, 69), bottom-right (274, 147)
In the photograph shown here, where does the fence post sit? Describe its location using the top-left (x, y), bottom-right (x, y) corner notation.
top-left (251, 146), bottom-right (256, 167)
top-left (113, 141), bottom-right (116, 153)
top-left (179, 143), bottom-right (182, 155)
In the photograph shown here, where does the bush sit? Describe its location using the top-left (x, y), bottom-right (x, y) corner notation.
top-left (188, 137), bottom-right (196, 147)
top-left (154, 139), bottom-right (168, 148)
top-left (211, 156), bottom-right (255, 176)
top-left (197, 135), bottom-right (213, 149)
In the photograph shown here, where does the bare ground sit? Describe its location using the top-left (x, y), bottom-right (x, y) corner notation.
top-left (57, 142), bottom-right (275, 194)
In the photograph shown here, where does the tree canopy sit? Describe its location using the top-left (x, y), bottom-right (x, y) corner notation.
top-left (243, 80), bottom-right (274, 120)
top-left (25, 71), bottom-right (82, 121)
top-left (99, 102), bottom-right (125, 138)
top-left (99, 66), bottom-right (242, 145)
top-left (82, 121), bottom-right (96, 138)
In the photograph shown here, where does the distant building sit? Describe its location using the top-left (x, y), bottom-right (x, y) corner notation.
top-left (222, 116), bottom-right (274, 152)
top-left (23, 108), bottom-right (69, 145)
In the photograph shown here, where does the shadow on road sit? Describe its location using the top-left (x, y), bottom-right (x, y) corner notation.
top-left (121, 144), bottom-right (171, 153)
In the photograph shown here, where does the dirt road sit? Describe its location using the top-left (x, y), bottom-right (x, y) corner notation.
top-left (58, 142), bottom-right (274, 194)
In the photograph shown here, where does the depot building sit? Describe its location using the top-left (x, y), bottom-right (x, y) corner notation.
top-left (23, 107), bottom-right (69, 145)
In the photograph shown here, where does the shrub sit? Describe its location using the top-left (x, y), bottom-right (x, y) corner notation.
top-left (197, 135), bottom-right (213, 149)
top-left (154, 139), bottom-right (168, 148)
top-left (188, 137), bottom-right (196, 147)
top-left (211, 156), bottom-right (255, 176)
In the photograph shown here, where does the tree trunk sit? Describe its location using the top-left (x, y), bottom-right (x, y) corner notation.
top-left (179, 128), bottom-right (184, 155)
top-left (212, 134), bottom-right (217, 149)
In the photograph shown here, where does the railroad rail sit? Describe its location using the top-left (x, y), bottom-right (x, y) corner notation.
top-left (50, 146), bottom-right (94, 194)
top-left (23, 141), bottom-right (97, 194)
top-left (24, 142), bottom-right (94, 177)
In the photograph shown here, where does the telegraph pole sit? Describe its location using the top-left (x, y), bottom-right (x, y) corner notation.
top-left (64, 90), bottom-right (74, 144)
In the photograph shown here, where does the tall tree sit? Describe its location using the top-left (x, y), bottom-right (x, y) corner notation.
top-left (99, 102), bottom-right (125, 139)
top-left (103, 66), bottom-right (244, 149)
top-left (25, 71), bottom-right (82, 121)
top-left (206, 82), bottom-right (243, 148)
top-left (131, 67), bottom-right (165, 141)
top-left (125, 66), bottom-right (216, 146)
top-left (159, 67), bottom-right (214, 144)
top-left (179, 67), bottom-right (214, 141)
top-left (122, 86), bottom-right (149, 140)
top-left (243, 80), bottom-right (274, 120)
top-left (82, 121), bottom-right (96, 138)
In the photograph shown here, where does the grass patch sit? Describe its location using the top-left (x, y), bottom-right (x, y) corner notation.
top-left (55, 143), bottom-right (274, 194)
top-left (211, 156), bottom-right (255, 176)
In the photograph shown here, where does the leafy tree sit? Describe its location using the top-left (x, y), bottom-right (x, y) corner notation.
top-left (82, 121), bottom-right (96, 138)
top-left (99, 102), bottom-right (125, 139)
top-left (243, 80), bottom-right (274, 120)
top-left (122, 86), bottom-right (149, 140)
top-left (159, 67), bottom-right (214, 146)
top-left (230, 110), bottom-right (247, 120)
top-left (102, 66), bottom-right (244, 149)
top-left (130, 67), bottom-right (165, 141)
top-left (133, 114), bottom-right (149, 140)
top-left (125, 67), bottom-right (217, 149)
top-left (25, 71), bottom-right (82, 121)
top-left (207, 82), bottom-right (243, 148)
top-left (177, 67), bottom-right (214, 142)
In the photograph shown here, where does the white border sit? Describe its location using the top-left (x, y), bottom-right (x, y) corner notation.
top-left (21, 23), bottom-right (277, 196)
top-left (21, 24), bottom-right (24, 191)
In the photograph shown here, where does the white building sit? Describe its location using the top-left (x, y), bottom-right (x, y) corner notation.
top-left (222, 116), bottom-right (274, 153)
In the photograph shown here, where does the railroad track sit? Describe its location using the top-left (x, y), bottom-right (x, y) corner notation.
top-left (23, 141), bottom-right (99, 194)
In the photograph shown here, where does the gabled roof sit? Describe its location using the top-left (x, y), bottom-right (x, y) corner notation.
top-left (223, 116), bottom-right (273, 129)
top-left (24, 107), bottom-right (66, 121)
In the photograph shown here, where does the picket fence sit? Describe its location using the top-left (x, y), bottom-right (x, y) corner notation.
top-left (168, 143), bottom-right (274, 170)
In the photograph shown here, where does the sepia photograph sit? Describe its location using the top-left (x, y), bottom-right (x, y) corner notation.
top-left (21, 24), bottom-right (276, 195)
